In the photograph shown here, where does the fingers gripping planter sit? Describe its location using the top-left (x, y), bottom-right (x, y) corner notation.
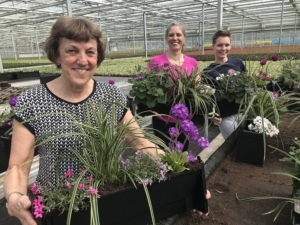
top-left (291, 189), bottom-right (300, 225)
top-left (34, 159), bottom-right (208, 225)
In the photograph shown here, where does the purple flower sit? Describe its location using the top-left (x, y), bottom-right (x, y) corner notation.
top-left (168, 141), bottom-right (183, 153)
top-left (137, 74), bottom-right (144, 79)
top-left (171, 104), bottom-right (189, 120)
top-left (198, 137), bottom-right (210, 148)
top-left (180, 120), bottom-right (195, 135)
top-left (271, 54), bottom-right (279, 62)
top-left (273, 92), bottom-right (279, 100)
top-left (230, 79), bottom-right (234, 83)
top-left (9, 97), bottom-right (18, 106)
top-left (7, 121), bottom-right (12, 126)
top-left (168, 127), bottom-right (179, 137)
top-left (108, 79), bottom-right (115, 85)
top-left (188, 127), bottom-right (199, 141)
top-left (260, 58), bottom-right (267, 66)
top-left (186, 151), bottom-right (196, 162)
top-left (163, 62), bottom-right (169, 67)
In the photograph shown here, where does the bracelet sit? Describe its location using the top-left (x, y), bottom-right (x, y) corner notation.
top-left (6, 191), bottom-right (24, 208)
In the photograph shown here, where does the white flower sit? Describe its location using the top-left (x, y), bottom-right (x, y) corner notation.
top-left (248, 116), bottom-right (279, 137)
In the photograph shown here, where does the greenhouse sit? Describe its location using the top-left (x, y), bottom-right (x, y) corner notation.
top-left (0, 0), bottom-right (300, 225)
top-left (0, 0), bottom-right (299, 58)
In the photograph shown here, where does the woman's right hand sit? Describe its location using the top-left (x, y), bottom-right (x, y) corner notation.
top-left (7, 194), bottom-right (37, 225)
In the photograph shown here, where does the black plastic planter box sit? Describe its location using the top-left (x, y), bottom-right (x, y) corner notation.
top-left (136, 103), bottom-right (173, 117)
top-left (16, 71), bottom-right (40, 79)
top-left (291, 188), bottom-right (300, 225)
top-left (216, 99), bottom-right (240, 118)
top-left (39, 74), bottom-right (60, 84)
top-left (235, 128), bottom-right (264, 167)
top-left (34, 158), bottom-right (208, 225)
top-left (0, 72), bottom-right (17, 81)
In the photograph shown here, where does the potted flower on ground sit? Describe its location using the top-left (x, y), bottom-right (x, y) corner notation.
top-left (27, 101), bottom-right (209, 225)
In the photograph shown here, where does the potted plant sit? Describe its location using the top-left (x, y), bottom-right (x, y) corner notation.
top-left (276, 59), bottom-right (300, 92)
top-left (128, 65), bottom-right (215, 117)
top-left (28, 102), bottom-right (209, 225)
top-left (235, 89), bottom-right (294, 166)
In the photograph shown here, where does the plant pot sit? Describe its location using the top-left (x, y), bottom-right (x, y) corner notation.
top-left (273, 81), bottom-right (294, 93)
top-left (34, 158), bottom-right (208, 225)
top-left (216, 99), bottom-right (240, 118)
top-left (16, 71), bottom-right (40, 79)
top-left (0, 72), bottom-right (17, 81)
top-left (39, 74), bottom-right (60, 84)
top-left (235, 124), bottom-right (264, 167)
top-left (291, 188), bottom-right (300, 225)
top-left (0, 125), bottom-right (11, 136)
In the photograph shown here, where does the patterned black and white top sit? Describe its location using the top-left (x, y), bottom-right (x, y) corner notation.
top-left (13, 80), bottom-right (127, 188)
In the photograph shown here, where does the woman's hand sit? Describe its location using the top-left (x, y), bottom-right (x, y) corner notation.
top-left (7, 195), bottom-right (37, 225)
top-left (193, 190), bottom-right (211, 216)
top-left (211, 113), bottom-right (222, 124)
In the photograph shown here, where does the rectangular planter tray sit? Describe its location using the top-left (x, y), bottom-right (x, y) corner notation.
top-left (291, 188), bottom-right (300, 225)
top-left (35, 158), bottom-right (208, 225)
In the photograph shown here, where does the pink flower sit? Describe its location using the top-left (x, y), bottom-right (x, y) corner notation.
top-left (260, 58), bottom-right (267, 65)
top-left (31, 183), bottom-right (39, 195)
top-left (273, 92), bottom-right (279, 100)
top-left (89, 175), bottom-right (93, 182)
top-left (78, 183), bottom-right (85, 189)
top-left (137, 74), bottom-right (144, 79)
top-left (64, 169), bottom-right (73, 178)
top-left (89, 186), bottom-right (98, 195)
top-left (66, 182), bottom-right (71, 188)
top-left (79, 168), bottom-right (84, 173)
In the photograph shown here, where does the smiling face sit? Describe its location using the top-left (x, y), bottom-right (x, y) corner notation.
top-left (56, 38), bottom-right (98, 87)
top-left (212, 36), bottom-right (231, 63)
top-left (166, 25), bottom-right (186, 52)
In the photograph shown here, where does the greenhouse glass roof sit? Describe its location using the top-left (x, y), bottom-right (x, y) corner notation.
top-left (0, 0), bottom-right (299, 47)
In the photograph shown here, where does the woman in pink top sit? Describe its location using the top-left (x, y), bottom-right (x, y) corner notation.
top-left (147, 21), bottom-right (199, 152)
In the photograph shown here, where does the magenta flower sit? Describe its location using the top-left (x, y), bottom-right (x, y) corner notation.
top-left (31, 183), bottom-right (39, 195)
top-left (64, 169), bottom-right (73, 178)
top-left (79, 168), bottom-right (84, 173)
top-left (32, 196), bottom-right (44, 219)
top-left (247, 88), bottom-right (254, 93)
top-left (89, 186), bottom-right (98, 195)
top-left (271, 54), bottom-right (279, 62)
top-left (171, 104), bottom-right (189, 120)
top-left (78, 183), bottom-right (85, 189)
top-left (230, 79), bottom-right (234, 83)
top-left (260, 58), bottom-right (267, 66)
top-left (89, 175), bottom-right (93, 182)
top-left (137, 74), bottom-right (144, 79)
top-left (108, 79), bottom-right (115, 85)
top-left (163, 62), bottom-right (169, 67)
top-left (9, 97), bottom-right (18, 106)
top-left (7, 120), bottom-right (12, 126)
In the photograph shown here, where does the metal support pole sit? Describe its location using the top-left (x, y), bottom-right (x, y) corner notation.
top-left (204, 115), bottom-right (208, 139)
top-left (0, 55), bottom-right (4, 73)
top-left (143, 12), bottom-right (148, 58)
top-left (198, 21), bottom-right (201, 52)
top-left (293, 14), bottom-right (297, 47)
top-left (133, 27), bottom-right (135, 54)
top-left (30, 39), bottom-right (34, 56)
top-left (202, 3), bottom-right (205, 55)
top-left (11, 32), bottom-right (17, 60)
top-left (241, 15), bottom-right (244, 48)
top-left (217, 0), bottom-right (223, 30)
top-left (66, 0), bottom-right (72, 16)
top-left (163, 25), bottom-right (166, 53)
top-left (34, 27), bottom-right (41, 60)
top-left (278, 0), bottom-right (284, 53)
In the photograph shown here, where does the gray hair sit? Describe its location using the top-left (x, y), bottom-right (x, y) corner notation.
top-left (165, 21), bottom-right (186, 39)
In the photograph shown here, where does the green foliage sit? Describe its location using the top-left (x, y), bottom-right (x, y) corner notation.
top-left (278, 59), bottom-right (300, 89)
top-left (158, 150), bottom-right (189, 173)
top-left (0, 102), bottom-right (12, 126)
top-left (128, 65), bottom-right (174, 108)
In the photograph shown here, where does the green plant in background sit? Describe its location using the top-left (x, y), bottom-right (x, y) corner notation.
top-left (278, 59), bottom-right (300, 90)
top-left (0, 97), bottom-right (18, 126)
top-left (128, 65), bottom-right (174, 108)
top-left (236, 138), bottom-right (300, 221)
